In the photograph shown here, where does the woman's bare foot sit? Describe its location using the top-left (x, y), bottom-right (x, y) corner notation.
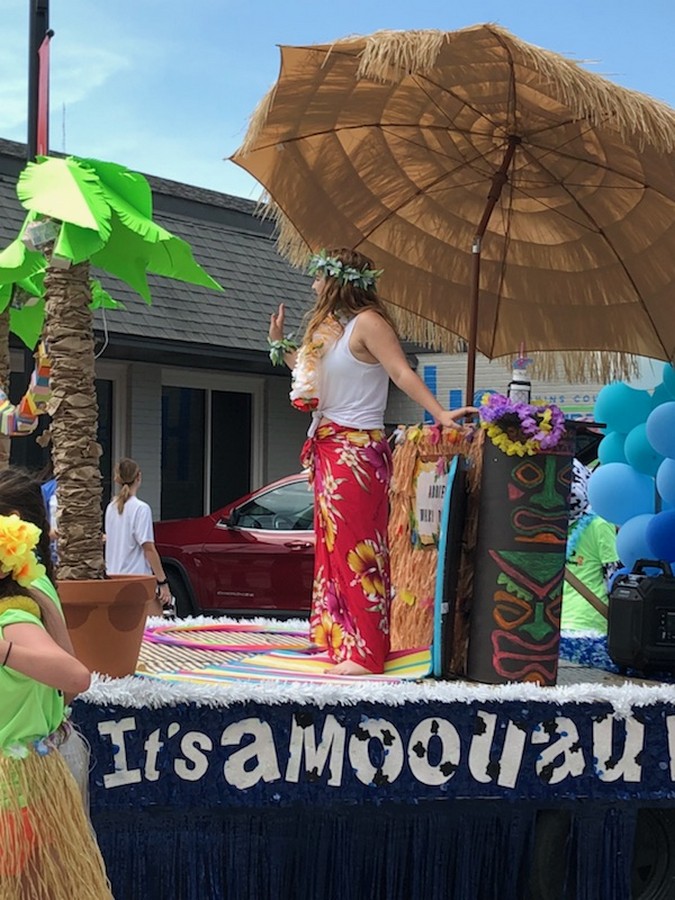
top-left (326, 660), bottom-right (379, 676)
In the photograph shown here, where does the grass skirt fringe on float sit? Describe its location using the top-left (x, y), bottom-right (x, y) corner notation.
top-left (0, 743), bottom-right (112, 899)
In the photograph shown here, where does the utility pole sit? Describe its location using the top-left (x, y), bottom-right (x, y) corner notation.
top-left (27, 0), bottom-right (52, 161)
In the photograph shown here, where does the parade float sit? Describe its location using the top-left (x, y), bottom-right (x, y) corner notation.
top-left (71, 366), bottom-right (675, 900)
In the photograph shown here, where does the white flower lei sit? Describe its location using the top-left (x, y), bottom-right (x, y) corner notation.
top-left (290, 315), bottom-right (343, 412)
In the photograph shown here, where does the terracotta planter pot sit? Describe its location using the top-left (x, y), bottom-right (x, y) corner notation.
top-left (58, 574), bottom-right (156, 678)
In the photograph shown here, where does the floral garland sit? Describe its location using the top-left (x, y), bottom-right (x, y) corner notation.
top-left (307, 250), bottom-right (383, 291)
top-left (290, 315), bottom-right (344, 412)
top-left (267, 334), bottom-right (298, 367)
top-left (479, 393), bottom-right (566, 457)
top-left (0, 514), bottom-right (45, 586)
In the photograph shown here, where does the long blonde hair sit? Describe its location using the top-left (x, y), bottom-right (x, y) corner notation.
top-left (302, 247), bottom-right (396, 344)
top-left (113, 458), bottom-right (140, 514)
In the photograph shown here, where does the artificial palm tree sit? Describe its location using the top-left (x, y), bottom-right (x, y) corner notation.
top-left (0, 154), bottom-right (222, 579)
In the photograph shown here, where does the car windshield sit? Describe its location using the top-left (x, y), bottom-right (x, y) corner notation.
top-left (223, 480), bottom-right (313, 531)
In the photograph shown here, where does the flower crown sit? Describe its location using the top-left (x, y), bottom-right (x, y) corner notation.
top-left (307, 249), bottom-right (383, 291)
top-left (0, 514), bottom-right (45, 587)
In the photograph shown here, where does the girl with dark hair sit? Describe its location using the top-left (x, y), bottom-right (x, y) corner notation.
top-left (269, 247), bottom-right (475, 675)
top-left (0, 513), bottom-right (112, 897)
top-left (0, 467), bottom-right (70, 657)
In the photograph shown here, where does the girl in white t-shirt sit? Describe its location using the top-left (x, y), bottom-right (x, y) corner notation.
top-left (104, 458), bottom-right (172, 612)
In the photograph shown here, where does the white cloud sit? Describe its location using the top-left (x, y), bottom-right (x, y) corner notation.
top-left (51, 46), bottom-right (132, 107)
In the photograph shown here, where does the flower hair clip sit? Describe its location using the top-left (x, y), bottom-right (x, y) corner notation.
top-left (307, 250), bottom-right (383, 291)
top-left (0, 514), bottom-right (46, 586)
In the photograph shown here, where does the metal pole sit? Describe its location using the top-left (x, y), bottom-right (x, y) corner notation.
top-left (465, 135), bottom-right (521, 406)
top-left (27, 0), bottom-right (50, 161)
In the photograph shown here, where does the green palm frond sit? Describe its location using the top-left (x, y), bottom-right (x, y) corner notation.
top-left (0, 153), bottom-right (223, 346)
top-left (18, 156), bottom-right (112, 239)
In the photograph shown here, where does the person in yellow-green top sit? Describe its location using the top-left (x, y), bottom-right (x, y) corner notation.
top-left (0, 466), bottom-right (93, 806)
top-left (562, 459), bottom-right (622, 632)
top-left (0, 513), bottom-right (112, 898)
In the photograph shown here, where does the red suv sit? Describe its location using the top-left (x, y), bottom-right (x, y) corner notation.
top-left (153, 473), bottom-right (315, 617)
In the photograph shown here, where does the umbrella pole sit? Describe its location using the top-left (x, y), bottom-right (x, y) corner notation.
top-left (465, 136), bottom-right (521, 406)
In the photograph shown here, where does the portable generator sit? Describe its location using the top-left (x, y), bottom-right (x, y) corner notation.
top-left (608, 559), bottom-right (675, 672)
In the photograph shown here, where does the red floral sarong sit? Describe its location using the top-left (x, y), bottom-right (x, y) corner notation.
top-left (301, 421), bottom-right (393, 674)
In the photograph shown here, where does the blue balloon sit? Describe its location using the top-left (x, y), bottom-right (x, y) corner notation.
top-left (598, 431), bottom-right (627, 465)
top-left (593, 381), bottom-right (654, 434)
top-left (624, 423), bottom-right (664, 477)
top-left (646, 402), bottom-right (675, 459)
top-left (616, 514), bottom-right (655, 571)
top-left (594, 383), bottom-right (652, 434)
top-left (587, 464), bottom-right (655, 526)
top-left (646, 510), bottom-right (675, 563)
top-left (656, 458), bottom-right (675, 506)
top-left (663, 364), bottom-right (675, 399)
top-left (652, 382), bottom-right (673, 409)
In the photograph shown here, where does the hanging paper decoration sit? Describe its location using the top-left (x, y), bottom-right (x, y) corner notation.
top-left (0, 341), bottom-right (51, 436)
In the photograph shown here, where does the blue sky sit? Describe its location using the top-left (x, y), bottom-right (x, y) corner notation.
top-left (1, 0), bottom-right (674, 200)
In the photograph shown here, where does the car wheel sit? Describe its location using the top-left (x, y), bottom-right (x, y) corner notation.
top-left (166, 571), bottom-right (195, 618)
top-left (527, 809), bottom-right (573, 900)
top-left (631, 808), bottom-right (675, 899)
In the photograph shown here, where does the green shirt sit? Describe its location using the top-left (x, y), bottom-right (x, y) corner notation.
top-left (562, 516), bottom-right (619, 632)
top-left (0, 579), bottom-right (66, 750)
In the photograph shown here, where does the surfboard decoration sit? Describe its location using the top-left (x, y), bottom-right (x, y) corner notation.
top-left (433, 457), bottom-right (457, 677)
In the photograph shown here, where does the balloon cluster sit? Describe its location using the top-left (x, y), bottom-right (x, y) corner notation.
top-left (587, 364), bottom-right (675, 573)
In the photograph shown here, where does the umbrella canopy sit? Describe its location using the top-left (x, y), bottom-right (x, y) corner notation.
top-left (232, 24), bottom-right (675, 397)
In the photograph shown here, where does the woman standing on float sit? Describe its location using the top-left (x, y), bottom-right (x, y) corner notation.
top-left (269, 248), bottom-right (475, 675)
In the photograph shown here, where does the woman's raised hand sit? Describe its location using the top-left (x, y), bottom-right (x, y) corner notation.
top-left (269, 303), bottom-right (286, 342)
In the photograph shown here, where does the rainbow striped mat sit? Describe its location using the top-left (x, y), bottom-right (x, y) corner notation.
top-left (142, 645), bottom-right (432, 685)
top-left (139, 620), bottom-right (432, 684)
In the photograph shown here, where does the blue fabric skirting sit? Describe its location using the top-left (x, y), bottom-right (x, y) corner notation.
top-left (93, 800), bottom-right (636, 900)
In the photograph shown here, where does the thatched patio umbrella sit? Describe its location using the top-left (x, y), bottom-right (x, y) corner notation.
top-left (232, 24), bottom-right (675, 402)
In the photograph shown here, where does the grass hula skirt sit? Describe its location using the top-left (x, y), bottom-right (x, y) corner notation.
top-left (0, 745), bottom-right (112, 899)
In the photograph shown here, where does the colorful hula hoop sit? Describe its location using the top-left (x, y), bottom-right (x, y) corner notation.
top-left (144, 621), bottom-right (310, 653)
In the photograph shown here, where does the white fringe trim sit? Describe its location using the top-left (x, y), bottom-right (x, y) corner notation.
top-left (76, 617), bottom-right (674, 719)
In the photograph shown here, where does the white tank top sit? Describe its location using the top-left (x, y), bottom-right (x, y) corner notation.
top-left (310, 316), bottom-right (390, 435)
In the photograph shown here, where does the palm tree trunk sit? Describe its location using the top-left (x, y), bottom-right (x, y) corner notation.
top-left (44, 260), bottom-right (105, 580)
top-left (0, 308), bottom-right (10, 471)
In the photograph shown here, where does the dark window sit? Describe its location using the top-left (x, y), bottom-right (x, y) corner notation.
top-left (9, 364), bottom-right (114, 509)
top-left (210, 390), bottom-right (251, 509)
top-left (161, 386), bottom-right (206, 520)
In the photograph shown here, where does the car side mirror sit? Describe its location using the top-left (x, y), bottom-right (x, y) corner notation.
top-left (225, 508), bottom-right (241, 527)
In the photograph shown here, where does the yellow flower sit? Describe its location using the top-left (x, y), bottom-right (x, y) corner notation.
top-left (0, 514), bottom-right (42, 586)
top-left (312, 613), bottom-right (343, 651)
top-left (347, 541), bottom-right (385, 597)
top-left (318, 495), bottom-right (337, 551)
top-left (399, 589), bottom-right (417, 607)
top-left (345, 431), bottom-right (369, 447)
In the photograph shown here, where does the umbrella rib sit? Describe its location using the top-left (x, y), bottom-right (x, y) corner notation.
top-left (522, 146), bottom-right (668, 357)
top-left (411, 72), bottom-right (513, 136)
